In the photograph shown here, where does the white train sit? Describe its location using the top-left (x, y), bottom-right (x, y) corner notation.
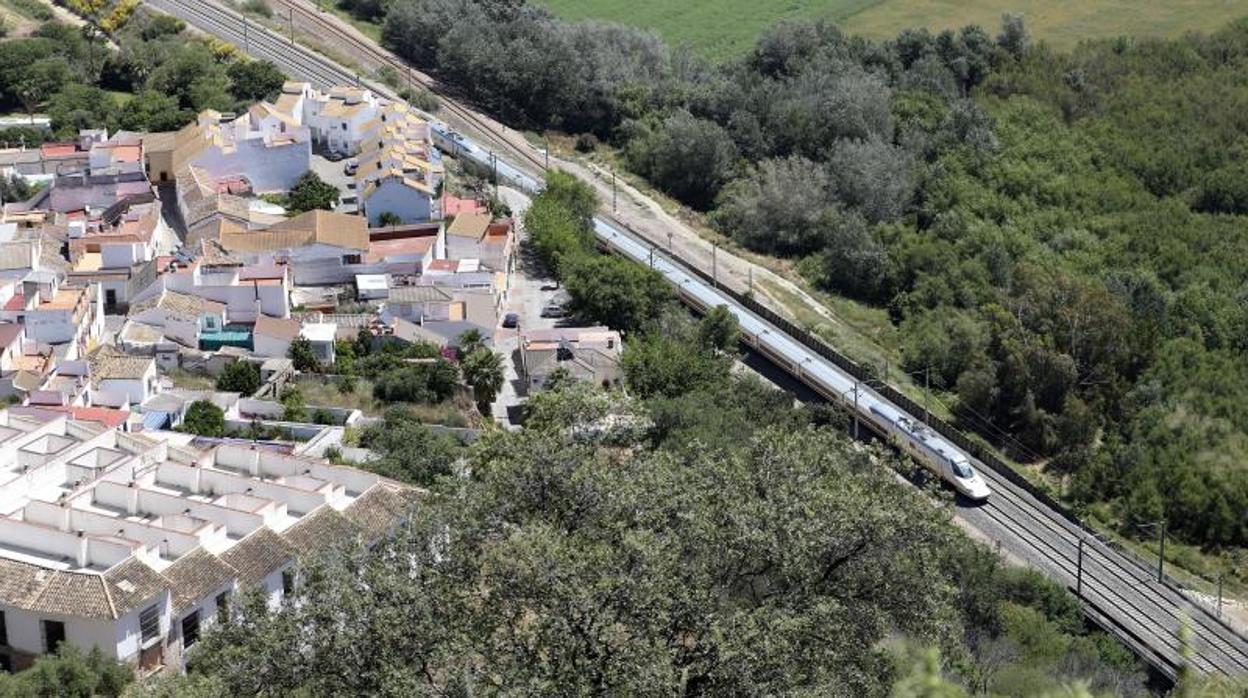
top-left (865, 403), bottom-right (991, 500)
top-left (431, 121), bottom-right (991, 502)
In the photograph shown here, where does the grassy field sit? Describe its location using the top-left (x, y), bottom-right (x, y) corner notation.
top-left (540, 0), bottom-right (1248, 59)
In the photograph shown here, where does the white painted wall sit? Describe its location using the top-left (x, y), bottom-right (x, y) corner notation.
top-left (362, 180), bottom-right (433, 226)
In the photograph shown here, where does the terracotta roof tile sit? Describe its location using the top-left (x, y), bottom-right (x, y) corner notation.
top-left (282, 508), bottom-right (363, 555)
top-left (161, 549), bottom-right (237, 613)
top-left (219, 527), bottom-right (296, 588)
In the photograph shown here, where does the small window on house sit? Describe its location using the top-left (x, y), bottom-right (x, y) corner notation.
top-left (41, 620), bottom-right (65, 653)
top-left (180, 611), bottom-right (200, 648)
top-left (341, 123), bottom-right (347, 130)
top-left (281, 570), bottom-right (295, 596)
top-left (342, 254), bottom-right (361, 265)
top-left (0, 611), bottom-right (7, 646)
top-left (216, 592), bottom-right (230, 624)
top-left (139, 604), bottom-right (160, 644)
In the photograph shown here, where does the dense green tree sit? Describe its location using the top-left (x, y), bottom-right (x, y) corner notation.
top-left (356, 406), bottom-right (461, 485)
top-left (563, 255), bottom-right (673, 334)
top-left (215, 360), bottom-right (261, 395)
top-left (371, 360), bottom-right (458, 404)
top-left (226, 59), bottom-right (284, 103)
top-left (711, 156), bottom-right (834, 255)
top-left (284, 171), bottom-right (340, 214)
top-left (0, 646), bottom-right (131, 698)
top-left (696, 304), bottom-right (741, 353)
top-left (624, 110), bottom-right (738, 210)
top-left (182, 400), bottom-right (226, 437)
top-left (288, 336), bottom-right (321, 373)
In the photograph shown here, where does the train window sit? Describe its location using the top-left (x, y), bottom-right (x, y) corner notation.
top-left (951, 460), bottom-right (974, 479)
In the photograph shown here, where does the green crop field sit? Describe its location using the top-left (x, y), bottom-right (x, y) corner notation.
top-left (540, 0), bottom-right (1248, 60)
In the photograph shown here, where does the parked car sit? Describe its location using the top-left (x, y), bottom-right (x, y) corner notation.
top-left (324, 150), bottom-right (346, 162)
top-left (540, 305), bottom-right (569, 319)
top-left (540, 282), bottom-right (560, 291)
top-left (502, 312), bottom-right (520, 329)
top-left (344, 158), bottom-right (359, 176)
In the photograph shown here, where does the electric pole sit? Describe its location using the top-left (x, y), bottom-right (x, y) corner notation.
top-left (923, 367), bottom-right (931, 425)
top-left (852, 381), bottom-right (859, 440)
top-left (611, 171), bottom-right (617, 212)
top-left (712, 244), bottom-right (718, 286)
top-left (289, 8), bottom-right (295, 45)
top-left (1076, 537), bottom-right (1084, 598)
top-left (243, 16), bottom-right (249, 54)
top-left (1157, 519), bottom-right (1166, 583)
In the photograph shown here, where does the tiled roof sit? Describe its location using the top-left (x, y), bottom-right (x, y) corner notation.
top-left (43, 406), bottom-right (130, 428)
top-left (220, 210), bottom-right (368, 253)
top-left (388, 286), bottom-right (453, 304)
top-left (219, 527), bottom-right (296, 588)
top-left (0, 322), bottom-right (22, 348)
top-left (26, 567), bottom-right (115, 618)
top-left (446, 213), bottom-right (491, 240)
top-left (342, 484), bottom-right (418, 542)
top-left (282, 508), bottom-right (363, 555)
top-left (103, 557), bottom-right (169, 616)
top-left (87, 345), bottom-right (154, 386)
top-left (161, 549), bottom-right (237, 613)
top-left (130, 290), bottom-right (225, 320)
top-left (253, 314), bottom-right (301, 341)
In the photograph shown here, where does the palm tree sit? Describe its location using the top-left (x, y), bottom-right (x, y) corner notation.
top-left (461, 348), bottom-right (504, 412)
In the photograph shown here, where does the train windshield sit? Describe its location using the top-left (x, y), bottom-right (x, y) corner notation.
top-left (952, 459), bottom-right (974, 479)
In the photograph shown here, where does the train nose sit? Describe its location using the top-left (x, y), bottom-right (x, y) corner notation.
top-left (967, 477), bottom-right (991, 501)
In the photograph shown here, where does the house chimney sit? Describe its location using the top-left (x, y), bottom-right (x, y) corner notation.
top-left (126, 480), bottom-right (139, 515)
top-left (76, 530), bottom-right (89, 568)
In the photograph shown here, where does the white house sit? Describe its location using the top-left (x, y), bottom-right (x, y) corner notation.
top-left (217, 210), bottom-right (369, 286)
top-left (0, 415), bottom-right (416, 673)
top-left (134, 241), bottom-right (291, 324)
top-left (252, 314), bottom-right (301, 359)
top-left (299, 322), bottom-right (337, 366)
top-left (85, 345), bottom-right (158, 408)
top-left (20, 280), bottom-right (104, 356)
top-left (127, 290), bottom-right (228, 349)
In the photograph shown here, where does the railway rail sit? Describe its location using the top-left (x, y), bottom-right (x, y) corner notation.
top-left (148, 0), bottom-right (1248, 680)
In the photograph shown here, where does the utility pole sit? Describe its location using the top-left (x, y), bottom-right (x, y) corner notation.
top-left (243, 16), bottom-right (249, 54)
top-left (489, 151), bottom-right (498, 196)
top-left (883, 359), bottom-right (888, 383)
top-left (852, 381), bottom-right (859, 440)
top-left (648, 246), bottom-right (653, 269)
top-left (543, 134), bottom-right (549, 171)
top-left (611, 171), bottom-right (617, 212)
top-left (923, 367), bottom-right (931, 425)
top-left (748, 267), bottom-right (753, 297)
top-left (1217, 574), bottom-right (1224, 618)
top-left (1157, 519), bottom-right (1166, 583)
top-left (289, 8), bottom-right (295, 45)
top-left (712, 244), bottom-right (718, 286)
top-left (667, 231), bottom-right (673, 255)
top-left (1076, 537), bottom-right (1085, 598)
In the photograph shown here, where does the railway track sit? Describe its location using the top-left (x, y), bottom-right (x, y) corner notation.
top-left (147, 0), bottom-right (1248, 680)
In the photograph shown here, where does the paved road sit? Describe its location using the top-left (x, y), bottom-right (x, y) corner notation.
top-left (147, 0), bottom-right (1248, 680)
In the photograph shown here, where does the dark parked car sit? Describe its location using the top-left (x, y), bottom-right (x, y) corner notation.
top-left (502, 312), bottom-right (520, 329)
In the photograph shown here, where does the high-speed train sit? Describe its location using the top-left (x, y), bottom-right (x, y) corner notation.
top-left (429, 122), bottom-right (991, 501)
top-left (865, 403), bottom-right (991, 500)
